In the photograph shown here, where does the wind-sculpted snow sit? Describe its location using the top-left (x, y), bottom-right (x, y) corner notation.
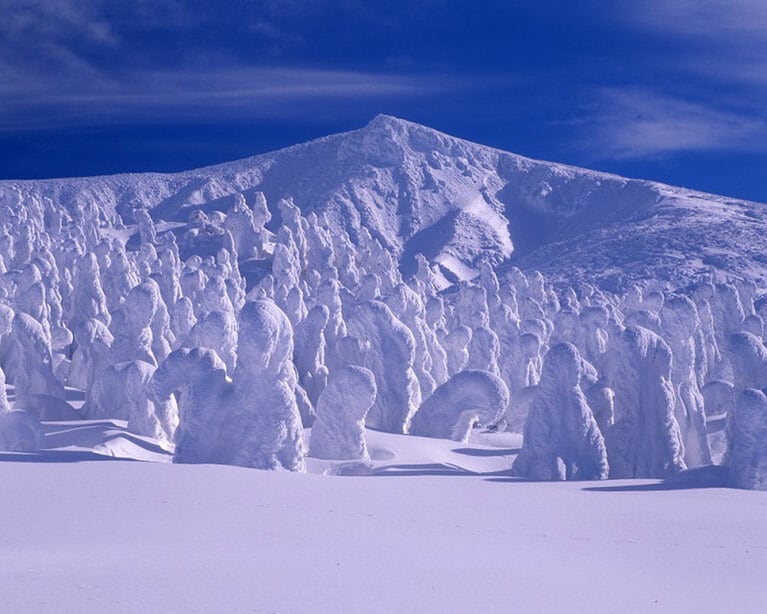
top-left (0, 410), bottom-right (43, 452)
top-left (294, 305), bottom-right (329, 406)
top-left (345, 300), bottom-right (421, 434)
top-left (230, 300), bottom-right (306, 471)
top-left (309, 366), bottom-right (376, 460)
top-left (151, 347), bottom-right (232, 464)
top-left (11, 313), bottom-right (65, 404)
top-left (0, 115), bottom-right (766, 486)
top-left (660, 296), bottom-right (711, 467)
top-left (151, 303), bottom-right (307, 470)
top-left (512, 344), bottom-right (608, 480)
top-left (726, 389), bottom-right (767, 490)
top-left (729, 331), bottom-right (767, 392)
top-left (93, 360), bottom-right (177, 443)
top-left (409, 369), bottom-right (508, 442)
top-left (604, 326), bottom-right (686, 478)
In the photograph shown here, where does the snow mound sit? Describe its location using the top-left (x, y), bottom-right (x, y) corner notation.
top-left (92, 434), bottom-right (172, 462)
top-left (13, 394), bottom-right (80, 421)
top-left (0, 410), bottom-right (44, 452)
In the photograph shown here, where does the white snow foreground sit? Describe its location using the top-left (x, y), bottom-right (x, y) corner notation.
top-left (0, 116), bottom-right (765, 489)
top-left (0, 425), bottom-right (765, 614)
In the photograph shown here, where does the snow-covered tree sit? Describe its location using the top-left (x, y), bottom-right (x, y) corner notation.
top-left (512, 343), bottom-right (608, 480)
top-left (309, 366), bottom-right (376, 460)
top-left (409, 370), bottom-right (508, 442)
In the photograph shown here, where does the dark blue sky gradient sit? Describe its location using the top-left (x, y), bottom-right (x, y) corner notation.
top-left (1, 1), bottom-right (765, 201)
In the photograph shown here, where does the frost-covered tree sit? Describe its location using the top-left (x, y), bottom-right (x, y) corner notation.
top-left (660, 296), bottom-right (711, 467)
top-left (409, 370), bottom-right (509, 442)
top-left (90, 360), bottom-right (177, 442)
top-left (384, 284), bottom-right (437, 398)
top-left (512, 343), bottom-right (608, 480)
top-left (729, 331), bottom-right (767, 393)
top-left (443, 325), bottom-right (472, 377)
top-left (11, 313), bottom-right (64, 404)
top-left (604, 326), bottom-right (686, 478)
top-left (69, 253), bottom-right (110, 328)
top-left (70, 318), bottom-right (114, 392)
top-left (230, 300), bottom-right (306, 471)
top-left (309, 366), bottom-right (376, 460)
top-left (345, 300), bottom-right (421, 434)
top-left (726, 389), bottom-right (767, 490)
top-left (110, 281), bottom-right (158, 365)
top-left (294, 304), bottom-right (329, 405)
top-left (151, 347), bottom-right (232, 464)
top-left (183, 310), bottom-right (237, 372)
top-left (709, 283), bottom-right (746, 381)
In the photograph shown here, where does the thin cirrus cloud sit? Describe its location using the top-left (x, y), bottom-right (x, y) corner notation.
top-left (673, 51), bottom-right (767, 92)
top-left (575, 3), bottom-right (767, 160)
top-left (581, 88), bottom-right (767, 160)
top-left (616, 0), bottom-right (767, 38)
top-left (0, 66), bottom-right (433, 130)
top-left (0, 1), bottom-right (438, 130)
top-left (613, 1), bottom-right (767, 88)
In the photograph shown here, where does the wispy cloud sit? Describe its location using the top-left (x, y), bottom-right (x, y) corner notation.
top-left (577, 87), bottom-right (767, 160)
top-left (0, 1), bottom-right (441, 130)
top-left (676, 56), bottom-right (767, 93)
top-left (0, 0), bottom-right (116, 76)
top-left (616, 1), bottom-right (767, 39)
top-left (611, 1), bottom-right (767, 90)
top-left (568, 3), bottom-right (767, 160)
top-left (0, 66), bottom-right (433, 129)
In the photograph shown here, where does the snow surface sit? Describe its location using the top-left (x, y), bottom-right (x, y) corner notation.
top-left (0, 420), bottom-right (765, 614)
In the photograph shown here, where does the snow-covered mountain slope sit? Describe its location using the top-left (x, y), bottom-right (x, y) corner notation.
top-left (3, 114), bottom-right (765, 289)
top-left (2, 113), bottom-right (767, 487)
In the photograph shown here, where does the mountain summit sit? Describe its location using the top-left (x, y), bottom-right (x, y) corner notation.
top-left (2, 115), bottom-right (765, 290)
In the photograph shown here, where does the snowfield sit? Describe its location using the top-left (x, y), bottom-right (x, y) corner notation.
top-left (1, 421), bottom-right (765, 614)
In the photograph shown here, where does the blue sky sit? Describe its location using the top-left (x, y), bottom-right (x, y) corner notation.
top-left (1, 1), bottom-right (766, 201)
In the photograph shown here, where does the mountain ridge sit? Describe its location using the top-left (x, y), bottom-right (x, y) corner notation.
top-left (4, 114), bottom-right (754, 205)
top-left (2, 114), bottom-right (766, 290)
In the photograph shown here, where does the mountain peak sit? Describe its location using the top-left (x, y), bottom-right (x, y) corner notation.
top-left (357, 114), bottom-right (449, 150)
top-left (364, 113), bottom-right (413, 130)
top-left (357, 113), bottom-right (417, 147)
